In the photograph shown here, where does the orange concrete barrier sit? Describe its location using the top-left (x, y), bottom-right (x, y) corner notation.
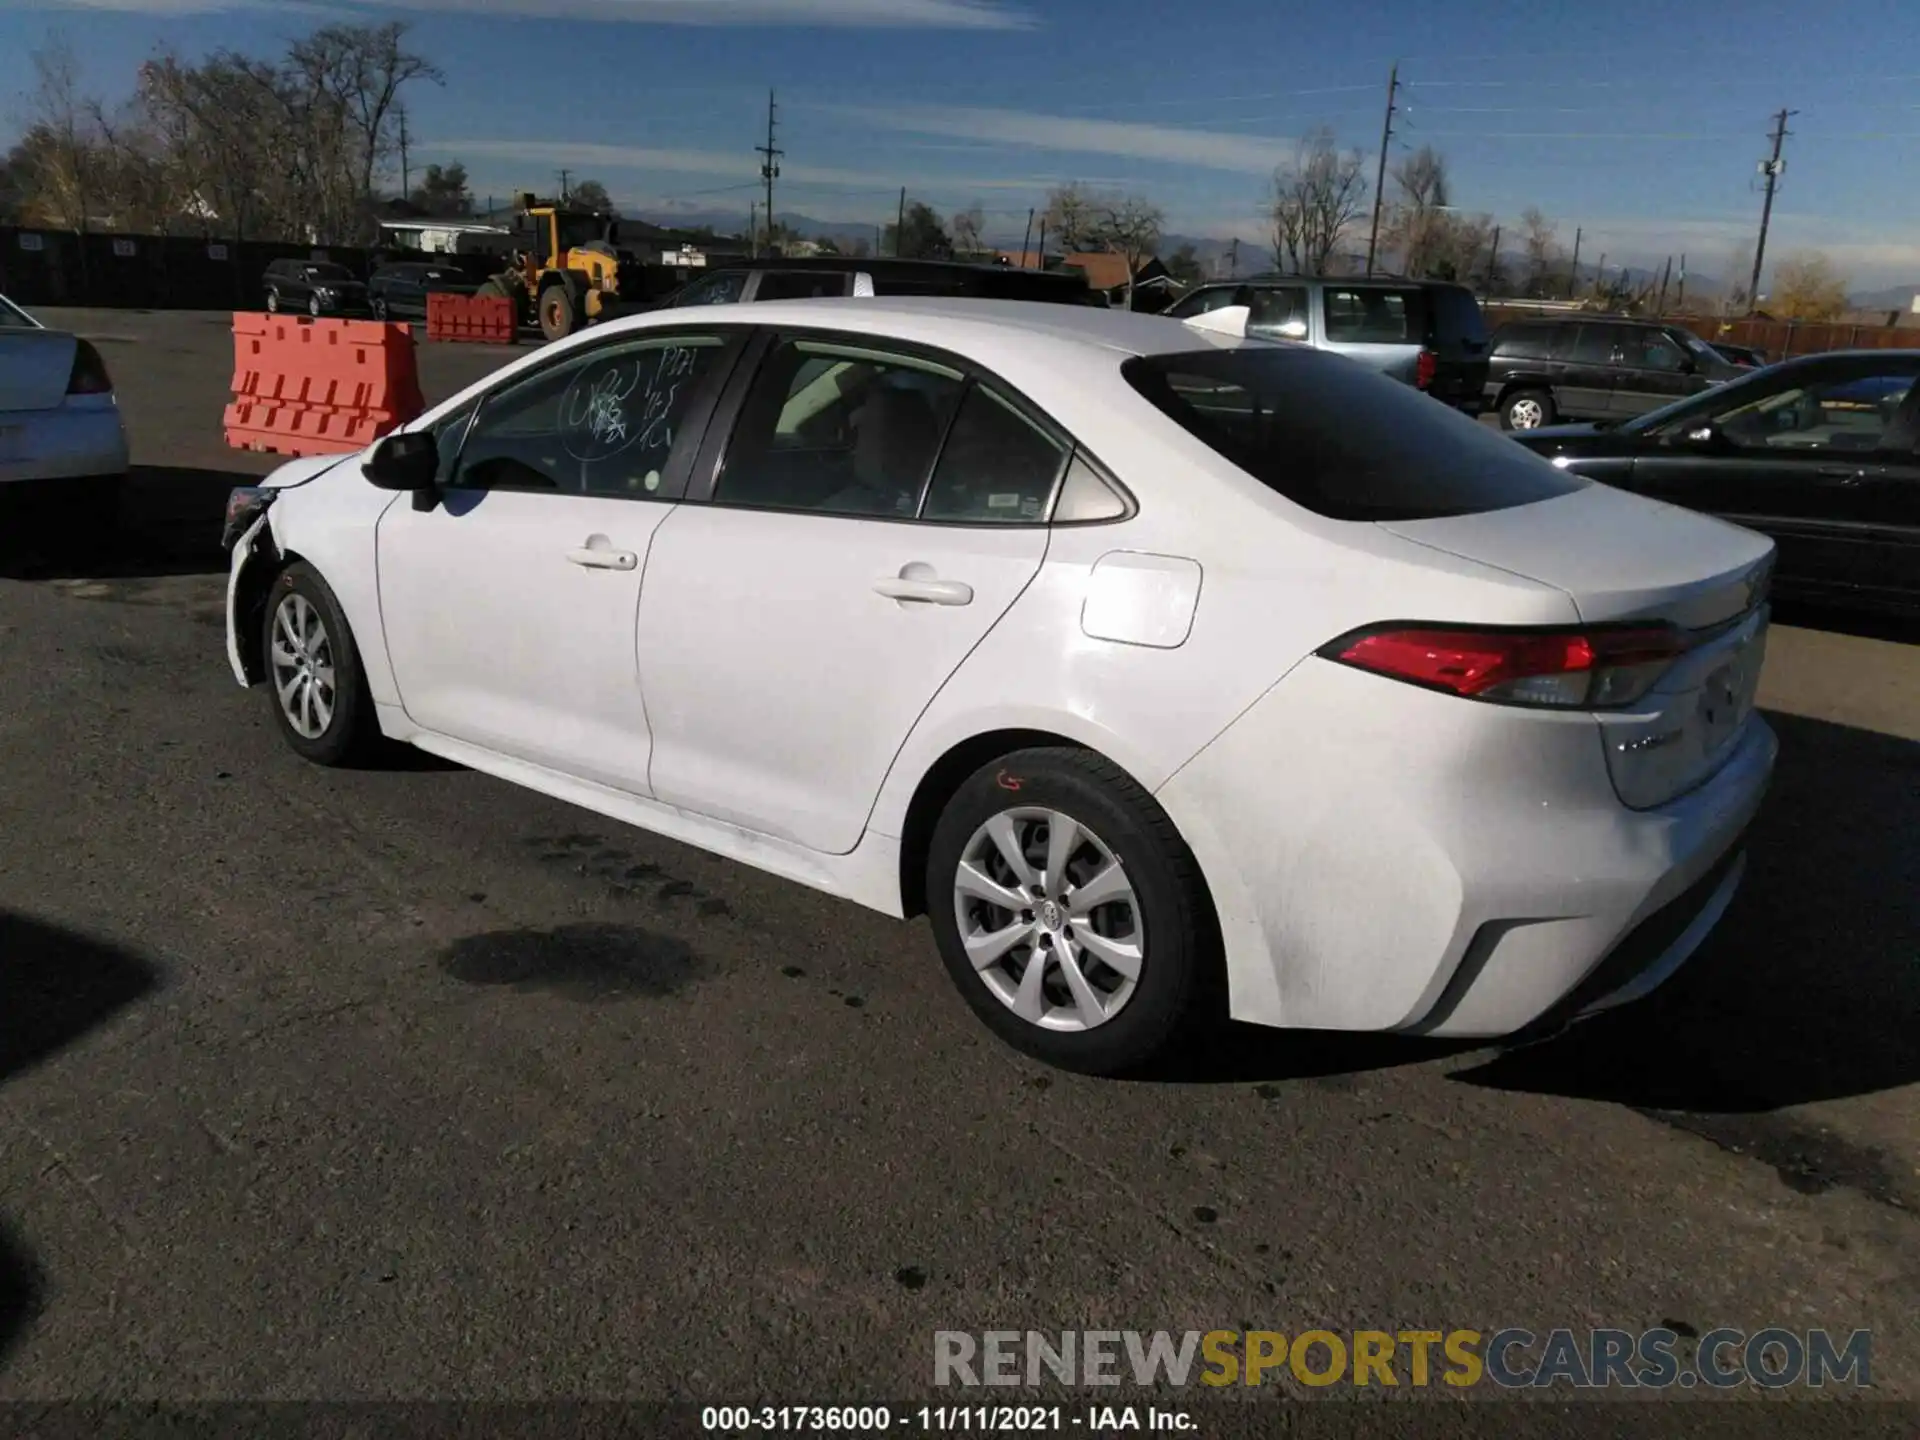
top-left (427, 291), bottom-right (517, 344)
top-left (223, 314), bottom-right (426, 457)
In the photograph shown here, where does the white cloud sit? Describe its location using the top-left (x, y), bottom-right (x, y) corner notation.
top-left (41, 0), bottom-right (1033, 24)
top-left (821, 103), bottom-right (1288, 175)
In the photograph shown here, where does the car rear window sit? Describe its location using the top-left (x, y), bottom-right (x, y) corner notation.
top-left (1122, 347), bottom-right (1589, 521)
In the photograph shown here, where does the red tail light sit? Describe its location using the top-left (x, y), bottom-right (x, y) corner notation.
top-left (66, 338), bottom-right (113, 396)
top-left (1319, 623), bottom-right (1691, 709)
top-left (1415, 348), bottom-right (1437, 389)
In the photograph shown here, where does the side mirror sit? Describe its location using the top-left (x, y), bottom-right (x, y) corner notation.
top-left (363, 430), bottom-right (438, 491)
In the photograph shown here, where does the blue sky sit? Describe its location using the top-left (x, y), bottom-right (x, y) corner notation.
top-left (4, 0), bottom-right (1920, 288)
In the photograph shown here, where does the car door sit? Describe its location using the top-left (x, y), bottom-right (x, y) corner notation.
top-left (375, 327), bottom-right (748, 793)
top-left (634, 330), bottom-right (1065, 853)
top-left (1624, 356), bottom-right (1920, 603)
top-left (1609, 326), bottom-right (1700, 419)
top-left (1315, 284), bottom-right (1424, 382)
top-left (1553, 322), bottom-right (1625, 419)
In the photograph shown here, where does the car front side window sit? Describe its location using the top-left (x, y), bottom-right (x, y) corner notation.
top-left (1708, 369), bottom-right (1917, 453)
top-left (451, 334), bottom-right (731, 497)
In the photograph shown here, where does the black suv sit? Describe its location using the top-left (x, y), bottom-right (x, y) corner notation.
top-left (1485, 314), bottom-right (1743, 430)
top-left (655, 257), bottom-right (1101, 308)
top-left (367, 261), bottom-right (479, 321)
top-left (1163, 277), bottom-right (1491, 412)
top-left (263, 259), bottom-right (371, 318)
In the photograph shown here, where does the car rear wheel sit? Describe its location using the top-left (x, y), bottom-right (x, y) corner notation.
top-left (926, 747), bottom-right (1218, 1076)
top-left (263, 562), bottom-right (379, 767)
top-left (1501, 389), bottom-right (1556, 431)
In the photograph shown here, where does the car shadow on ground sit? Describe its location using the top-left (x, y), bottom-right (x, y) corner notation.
top-left (0, 912), bottom-right (162, 1370)
top-left (0, 464), bottom-right (241, 582)
top-left (1453, 711), bottom-right (1919, 1114)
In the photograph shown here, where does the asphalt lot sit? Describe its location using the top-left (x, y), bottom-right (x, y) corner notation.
top-left (0, 307), bottom-right (1917, 1408)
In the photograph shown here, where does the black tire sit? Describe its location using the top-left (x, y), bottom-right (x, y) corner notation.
top-left (925, 747), bottom-right (1218, 1076)
top-left (1499, 388), bottom-right (1556, 431)
top-left (308, 294), bottom-right (324, 319)
top-left (261, 561), bottom-right (380, 767)
top-left (538, 285), bottom-right (577, 342)
top-left (371, 295), bottom-right (389, 321)
top-left (265, 290), bottom-right (280, 314)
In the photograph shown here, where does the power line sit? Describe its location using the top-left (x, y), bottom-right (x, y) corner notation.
top-left (1364, 61), bottom-right (1398, 277)
top-left (1748, 107), bottom-right (1796, 315)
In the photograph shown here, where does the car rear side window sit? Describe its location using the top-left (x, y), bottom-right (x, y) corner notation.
top-left (1323, 287), bottom-right (1426, 344)
top-left (920, 385), bottom-right (1069, 524)
top-left (1123, 347), bottom-right (1588, 521)
top-left (1427, 286), bottom-right (1488, 345)
top-left (1493, 323), bottom-right (1556, 361)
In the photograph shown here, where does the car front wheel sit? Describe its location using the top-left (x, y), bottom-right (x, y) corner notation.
top-left (926, 747), bottom-right (1217, 1076)
top-left (263, 561), bottom-right (379, 766)
top-left (1501, 389), bottom-right (1556, 431)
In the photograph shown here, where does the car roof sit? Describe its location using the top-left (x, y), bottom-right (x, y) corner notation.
top-left (597, 294), bottom-right (1261, 359)
top-left (709, 256), bottom-right (1084, 281)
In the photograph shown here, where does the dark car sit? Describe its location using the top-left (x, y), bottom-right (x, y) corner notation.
top-left (655, 257), bottom-right (1102, 309)
top-left (1162, 277), bottom-right (1490, 412)
top-left (263, 259), bottom-right (371, 318)
top-left (1485, 314), bottom-right (1743, 431)
top-left (1508, 349), bottom-right (1920, 616)
top-left (367, 261), bottom-right (479, 321)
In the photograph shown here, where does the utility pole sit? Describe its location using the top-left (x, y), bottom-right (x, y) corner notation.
top-left (1035, 219), bottom-right (1047, 266)
top-left (1021, 207), bottom-right (1035, 263)
top-left (558, 169), bottom-right (572, 202)
top-left (1675, 253), bottom-right (1687, 311)
top-left (748, 202), bottom-right (757, 255)
top-left (1484, 224), bottom-right (1501, 293)
top-left (1228, 237), bottom-right (1239, 277)
top-left (756, 88), bottom-right (782, 258)
top-left (1364, 61), bottom-right (1399, 277)
top-left (1567, 226), bottom-right (1582, 299)
top-left (1748, 107), bottom-right (1795, 316)
top-left (1656, 255), bottom-right (1673, 314)
top-left (1595, 253), bottom-right (1606, 300)
top-left (896, 186), bottom-right (907, 256)
top-left (398, 109), bottom-right (411, 199)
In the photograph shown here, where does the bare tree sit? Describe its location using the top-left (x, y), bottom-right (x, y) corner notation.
top-left (1090, 193), bottom-right (1163, 309)
top-left (1519, 207), bottom-right (1559, 297)
top-left (950, 202), bottom-right (985, 255)
top-left (1269, 128), bottom-right (1368, 276)
top-left (1043, 183), bottom-right (1097, 253)
top-left (1382, 145), bottom-right (1452, 277)
top-left (19, 37), bottom-right (105, 231)
top-left (1770, 249), bottom-right (1850, 321)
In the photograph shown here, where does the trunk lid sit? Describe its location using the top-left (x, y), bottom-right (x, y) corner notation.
top-left (0, 329), bottom-right (78, 414)
top-left (1380, 482), bottom-right (1777, 810)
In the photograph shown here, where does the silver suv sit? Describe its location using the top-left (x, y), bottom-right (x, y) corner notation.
top-left (1163, 276), bottom-right (1491, 412)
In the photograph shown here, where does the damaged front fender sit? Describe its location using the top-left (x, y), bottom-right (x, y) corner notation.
top-left (225, 513), bottom-right (279, 688)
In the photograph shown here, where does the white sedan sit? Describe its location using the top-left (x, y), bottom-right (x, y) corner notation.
top-left (221, 297), bottom-right (1778, 1075)
top-left (0, 292), bottom-right (130, 512)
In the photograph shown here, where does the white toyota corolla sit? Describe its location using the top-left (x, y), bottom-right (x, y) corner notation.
top-left (0, 291), bottom-right (130, 514)
top-left (222, 297), bottom-right (1777, 1074)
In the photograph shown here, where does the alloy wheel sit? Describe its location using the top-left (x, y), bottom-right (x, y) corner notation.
top-left (270, 592), bottom-right (337, 741)
top-left (952, 807), bottom-right (1144, 1032)
top-left (1508, 397), bottom-right (1544, 429)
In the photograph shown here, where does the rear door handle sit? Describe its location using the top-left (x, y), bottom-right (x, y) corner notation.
top-left (566, 544), bottom-right (638, 570)
top-left (873, 575), bottom-right (973, 606)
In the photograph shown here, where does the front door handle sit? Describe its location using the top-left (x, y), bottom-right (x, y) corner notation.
top-left (873, 573), bottom-right (973, 606)
top-left (1815, 466), bottom-right (1864, 485)
top-left (566, 543), bottom-right (638, 570)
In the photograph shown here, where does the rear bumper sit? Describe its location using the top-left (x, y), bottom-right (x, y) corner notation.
top-left (0, 404), bottom-right (129, 485)
top-left (1155, 656), bottom-right (1777, 1037)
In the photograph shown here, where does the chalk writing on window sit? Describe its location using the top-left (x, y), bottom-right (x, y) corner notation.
top-left (559, 344), bottom-right (704, 467)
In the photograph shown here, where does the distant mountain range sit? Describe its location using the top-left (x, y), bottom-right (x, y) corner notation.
top-left (1848, 284), bottom-right (1920, 312)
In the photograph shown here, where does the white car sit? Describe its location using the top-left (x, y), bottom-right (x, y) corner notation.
top-left (221, 297), bottom-right (1778, 1075)
top-left (0, 292), bottom-right (130, 512)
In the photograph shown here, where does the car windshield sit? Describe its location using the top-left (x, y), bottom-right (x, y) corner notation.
top-left (0, 294), bottom-right (37, 328)
top-left (1124, 345), bottom-right (1588, 521)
